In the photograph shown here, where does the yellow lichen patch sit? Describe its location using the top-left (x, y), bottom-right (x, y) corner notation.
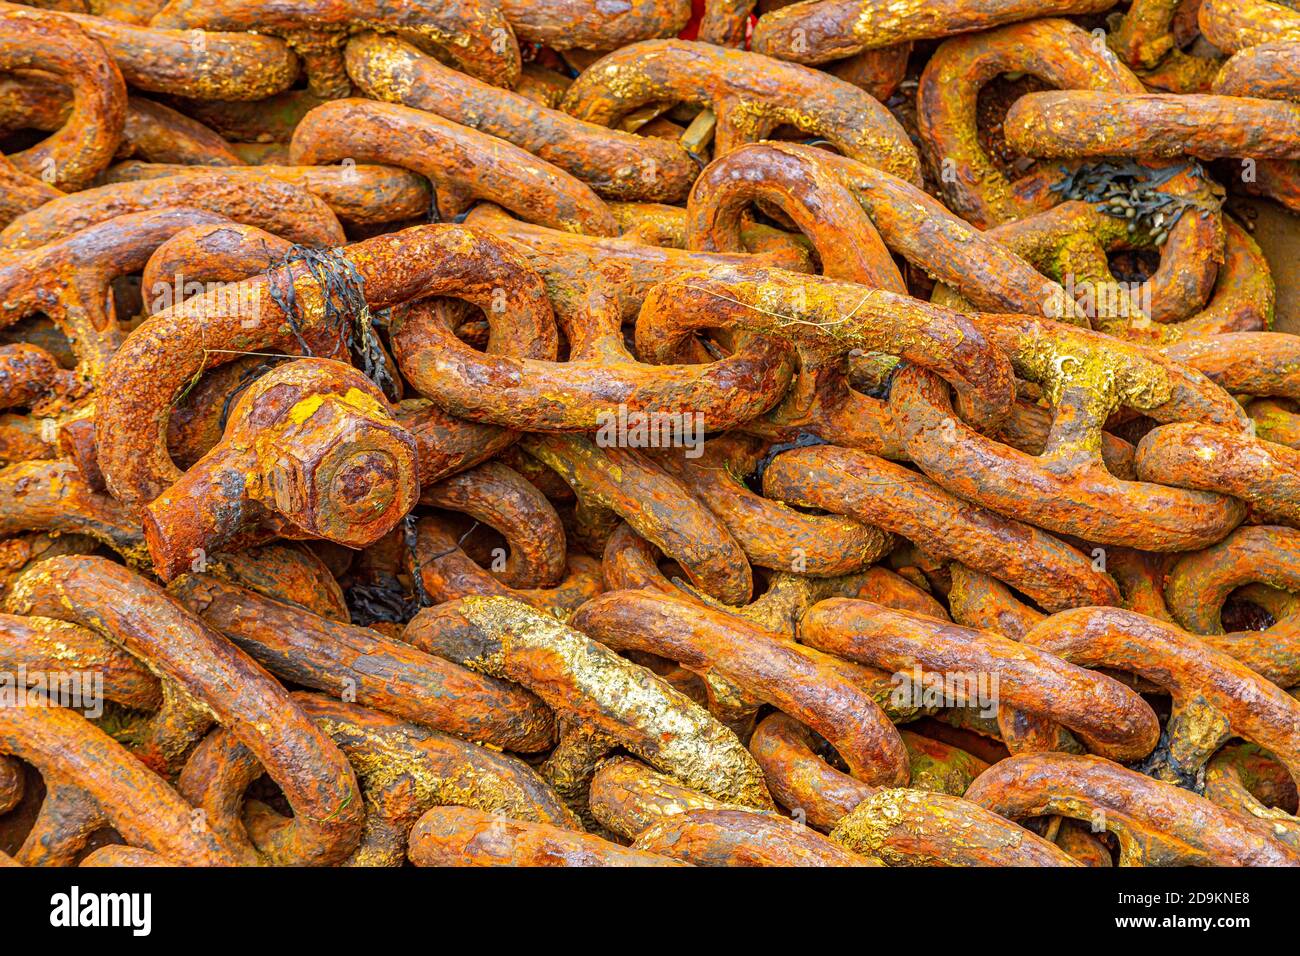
top-left (339, 386), bottom-right (385, 416)
top-left (457, 596), bottom-right (774, 810)
top-left (287, 394), bottom-right (325, 425)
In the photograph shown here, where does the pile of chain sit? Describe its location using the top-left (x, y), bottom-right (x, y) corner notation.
top-left (0, 0), bottom-right (1298, 868)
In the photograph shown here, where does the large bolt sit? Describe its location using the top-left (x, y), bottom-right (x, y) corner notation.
top-left (145, 358), bottom-right (418, 580)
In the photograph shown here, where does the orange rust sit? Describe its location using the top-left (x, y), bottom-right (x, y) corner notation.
top-left (407, 806), bottom-right (683, 867)
top-left (952, 184), bottom-right (1231, 339)
top-left (5, 555), bottom-right (365, 864)
top-left (0, 702), bottom-right (241, 865)
top-left (762, 443), bottom-right (1119, 610)
top-left (966, 751), bottom-right (1300, 865)
top-left (389, 276), bottom-right (793, 435)
top-left (0, 458), bottom-right (145, 561)
top-left (150, 0), bottom-right (518, 97)
top-left (0, 5), bottom-right (125, 191)
top-left (1111, 0), bottom-right (1203, 71)
top-left (561, 39), bottom-right (921, 183)
top-left (96, 224), bottom-right (555, 506)
top-left (0, 343), bottom-right (81, 412)
top-left (346, 34), bottom-right (696, 204)
top-left (1164, 525), bottom-right (1300, 687)
top-left (1136, 421), bottom-right (1300, 526)
top-left (698, 0), bottom-right (754, 44)
top-left (801, 598), bottom-right (1161, 763)
top-left (107, 160), bottom-right (431, 229)
top-left (917, 19), bottom-right (1147, 228)
top-left (589, 755), bottom-right (757, 840)
top-left (5, 2), bottom-right (300, 100)
top-left (143, 358), bottom-right (419, 580)
top-left (1022, 606), bottom-right (1300, 786)
top-left (0, 169), bottom-right (344, 251)
top-left (521, 434), bottom-right (753, 605)
top-left (179, 693), bottom-right (573, 866)
top-left (1, 207), bottom-right (235, 384)
top-left (687, 143), bottom-right (1078, 318)
top-left (0, 0), bottom-right (1296, 872)
top-left (462, 202), bottom-right (813, 321)
top-left (1200, 0), bottom-right (1300, 54)
top-left (403, 595), bottom-right (775, 810)
top-left (422, 460), bottom-right (566, 589)
top-left (404, 514), bottom-right (601, 619)
top-left (752, 0), bottom-right (1116, 64)
top-left (573, 588), bottom-right (910, 786)
top-left (750, 713), bottom-right (1075, 865)
top-left (636, 265), bottom-right (1016, 445)
top-left (653, 434), bottom-right (891, 576)
top-left (890, 313), bottom-right (1249, 550)
top-left (0, 76), bottom-right (246, 167)
top-left (502, 0), bottom-right (690, 49)
top-left (632, 807), bottom-right (879, 866)
top-left (0, 154), bottom-right (62, 228)
top-left (291, 99), bottom-right (618, 236)
top-left (1006, 91), bottom-right (1300, 161)
top-left (171, 572), bottom-right (556, 752)
top-left (1204, 743), bottom-right (1299, 850)
top-left (141, 221), bottom-right (293, 318)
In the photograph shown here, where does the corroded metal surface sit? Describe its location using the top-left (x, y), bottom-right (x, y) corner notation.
top-left (171, 573), bottom-right (558, 752)
top-left (802, 598), bottom-right (1160, 761)
top-left (561, 38), bottom-right (921, 182)
top-left (966, 752), bottom-right (1300, 865)
top-left (150, 0), bottom-right (518, 96)
top-left (407, 806), bottom-right (683, 866)
top-left (752, 0), bottom-right (1115, 63)
top-left (404, 595), bottom-right (774, 809)
top-left (347, 34), bottom-right (695, 204)
top-left (144, 358), bottom-right (418, 579)
top-left (5, 555), bottom-right (365, 864)
top-left (291, 99), bottom-right (619, 235)
top-left (0, 5), bottom-right (125, 190)
top-left (1, 0), bottom-right (1298, 870)
top-left (573, 588), bottom-right (910, 786)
